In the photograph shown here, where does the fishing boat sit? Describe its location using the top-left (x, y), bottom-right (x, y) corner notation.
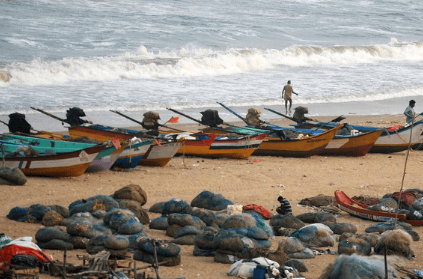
top-left (0, 144), bottom-right (105, 177)
top-left (335, 190), bottom-right (423, 226)
top-left (293, 120), bottom-right (423, 153)
top-left (139, 141), bottom-right (182, 167)
top-left (0, 134), bottom-right (127, 172)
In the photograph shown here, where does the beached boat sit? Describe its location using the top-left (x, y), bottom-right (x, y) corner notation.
top-left (252, 125), bottom-right (341, 157)
top-left (335, 190), bottom-right (423, 226)
top-left (0, 144), bottom-right (105, 177)
top-left (0, 134), bottom-right (127, 172)
top-left (139, 141), bottom-right (182, 167)
top-left (294, 120), bottom-right (423, 153)
top-left (66, 124), bottom-right (154, 168)
top-left (164, 132), bottom-right (267, 159)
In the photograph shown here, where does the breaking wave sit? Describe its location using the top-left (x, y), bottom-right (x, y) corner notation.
top-left (2, 39), bottom-right (423, 87)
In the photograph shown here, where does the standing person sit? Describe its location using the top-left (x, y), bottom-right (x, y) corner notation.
top-left (404, 100), bottom-right (416, 126)
top-left (282, 80), bottom-right (298, 115)
top-left (276, 196), bottom-right (292, 215)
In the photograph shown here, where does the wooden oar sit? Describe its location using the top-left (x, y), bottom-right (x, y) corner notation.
top-left (109, 110), bottom-right (186, 133)
top-left (216, 102), bottom-right (250, 125)
top-left (263, 107), bottom-right (298, 123)
top-left (166, 107), bottom-right (254, 135)
top-left (30, 107), bottom-right (68, 124)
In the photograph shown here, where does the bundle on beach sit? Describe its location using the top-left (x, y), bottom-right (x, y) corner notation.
top-left (190, 190), bottom-right (234, 211)
top-left (318, 254), bottom-right (397, 279)
top-left (133, 239), bottom-right (181, 266)
top-left (374, 229), bottom-right (415, 259)
top-left (289, 223), bottom-right (336, 248)
top-left (0, 167), bottom-right (27, 185)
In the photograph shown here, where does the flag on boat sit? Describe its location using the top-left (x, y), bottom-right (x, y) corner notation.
top-left (166, 116), bottom-right (180, 124)
top-left (111, 137), bottom-right (121, 149)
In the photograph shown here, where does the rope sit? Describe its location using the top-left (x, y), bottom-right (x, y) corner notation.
top-left (394, 129), bottom-right (409, 143)
top-left (393, 122), bottom-right (414, 229)
top-left (129, 140), bottom-right (132, 163)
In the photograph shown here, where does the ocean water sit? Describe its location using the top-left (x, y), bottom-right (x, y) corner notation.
top-left (1, 0), bottom-right (423, 132)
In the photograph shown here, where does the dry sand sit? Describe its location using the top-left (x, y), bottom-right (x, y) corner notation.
top-left (1, 114), bottom-right (423, 279)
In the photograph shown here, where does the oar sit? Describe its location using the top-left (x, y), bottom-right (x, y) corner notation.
top-left (166, 107), bottom-right (254, 135)
top-left (216, 102), bottom-right (250, 125)
top-left (30, 107), bottom-right (68, 124)
top-left (109, 110), bottom-right (186, 133)
top-left (263, 107), bottom-right (298, 123)
top-left (265, 107), bottom-right (342, 132)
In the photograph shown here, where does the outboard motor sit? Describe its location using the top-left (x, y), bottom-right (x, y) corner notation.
top-left (142, 111), bottom-right (160, 130)
top-left (200, 109), bottom-right (223, 127)
top-left (292, 106), bottom-right (310, 124)
top-left (65, 107), bottom-right (89, 126)
top-left (8, 112), bottom-right (31, 134)
top-left (246, 108), bottom-right (262, 127)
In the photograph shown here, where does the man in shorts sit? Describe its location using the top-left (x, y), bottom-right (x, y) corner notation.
top-left (282, 80), bottom-right (298, 115)
top-left (404, 99), bottom-right (416, 126)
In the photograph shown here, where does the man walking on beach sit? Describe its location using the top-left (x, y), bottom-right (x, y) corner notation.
top-left (404, 99), bottom-right (416, 126)
top-left (282, 80), bottom-right (298, 115)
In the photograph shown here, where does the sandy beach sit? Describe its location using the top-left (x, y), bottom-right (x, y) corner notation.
top-left (1, 114), bottom-right (423, 279)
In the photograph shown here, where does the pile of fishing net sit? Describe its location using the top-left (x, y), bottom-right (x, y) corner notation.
top-left (8, 184), bottom-right (151, 256)
top-left (133, 239), bottom-right (181, 266)
top-left (0, 167), bottom-right (27, 185)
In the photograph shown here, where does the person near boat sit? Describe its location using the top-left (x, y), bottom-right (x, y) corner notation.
top-left (276, 196), bottom-right (292, 215)
top-left (281, 80), bottom-right (298, 115)
top-left (404, 99), bottom-right (416, 126)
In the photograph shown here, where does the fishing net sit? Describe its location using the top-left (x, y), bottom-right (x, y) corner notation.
top-left (338, 238), bottom-right (371, 256)
top-left (148, 216), bottom-right (168, 230)
top-left (173, 225), bottom-right (202, 239)
top-left (139, 241), bottom-right (180, 257)
top-left (191, 208), bottom-right (216, 226)
top-left (117, 219), bottom-right (143, 235)
top-left (270, 214), bottom-right (305, 230)
top-left (149, 201), bottom-right (166, 213)
top-left (37, 239), bottom-right (74, 250)
top-left (35, 227), bottom-right (71, 243)
top-left (42, 211), bottom-right (64, 226)
top-left (172, 235), bottom-right (196, 246)
top-left (113, 184), bottom-right (147, 205)
top-left (191, 190), bottom-right (234, 211)
top-left (167, 213), bottom-right (205, 230)
top-left (162, 198), bottom-right (193, 216)
top-left (104, 234), bottom-right (129, 250)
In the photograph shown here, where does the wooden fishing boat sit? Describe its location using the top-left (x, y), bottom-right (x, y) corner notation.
top-left (335, 190), bottom-right (423, 226)
top-left (319, 129), bottom-right (383, 156)
top-left (0, 134), bottom-right (127, 172)
top-left (66, 124), bottom-right (154, 169)
top-left (295, 120), bottom-right (423, 153)
top-left (252, 125), bottom-right (341, 157)
top-left (139, 141), bottom-right (182, 167)
top-left (168, 132), bottom-right (267, 159)
top-left (0, 145), bottom-right (105, 177)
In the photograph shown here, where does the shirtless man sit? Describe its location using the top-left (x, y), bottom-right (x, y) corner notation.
top-left (282, 80), bottom-right (298, 115)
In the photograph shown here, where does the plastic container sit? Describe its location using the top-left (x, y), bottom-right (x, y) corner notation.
top-left (253, 264), bottom-right (267, 279)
